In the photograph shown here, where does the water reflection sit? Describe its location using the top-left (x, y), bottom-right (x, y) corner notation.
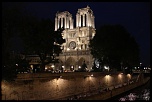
top-left (119, 89), bottom-right (150, 101)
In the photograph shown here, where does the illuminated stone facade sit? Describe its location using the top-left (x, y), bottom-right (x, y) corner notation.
top-left (54, 6), bottom-right (96, 71)
top-left (1, 73), bottom-right (140, 100)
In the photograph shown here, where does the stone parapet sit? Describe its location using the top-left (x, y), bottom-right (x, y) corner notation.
top-left (1, 72), bottom-right (140, 100)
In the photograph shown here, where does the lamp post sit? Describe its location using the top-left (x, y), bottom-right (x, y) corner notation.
top-left (140, 63), bottom-right (142, 71)
top-left (140, 63), bottom-right (142, 67)
top-left (61, 65), bottom-right (64, 72)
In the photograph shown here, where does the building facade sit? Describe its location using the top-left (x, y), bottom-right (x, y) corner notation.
top-left (26, 6), bottom-right (96, 72)
top-left (53, 6), bottom-right (96, 72)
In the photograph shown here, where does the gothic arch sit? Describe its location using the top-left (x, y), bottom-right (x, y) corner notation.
top-left (55, 59), bottom-right (63, 70)
top-left (65, 57), bottom-right (76, 69)
top-left (78, 57), bottom-right (85, 66)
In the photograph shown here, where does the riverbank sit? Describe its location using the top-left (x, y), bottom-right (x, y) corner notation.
top-left (107, 78), bottom-right (150, 100)
top-left (82, 76), bottom-right (150, 100)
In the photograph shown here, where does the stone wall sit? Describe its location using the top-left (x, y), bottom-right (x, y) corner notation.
top-left (1, 72), bottom-right (138, 100)
top-left (83, 77), bottom-right (149, 100)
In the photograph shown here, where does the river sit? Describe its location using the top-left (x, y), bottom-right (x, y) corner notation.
top-left (108, 78), bottom-right (150, 101)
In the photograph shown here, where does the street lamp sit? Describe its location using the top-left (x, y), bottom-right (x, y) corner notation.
top-left (51, 64), bottom-right (55, 73)
top-left (62, 65), bottom-right (64, 72)
top-left (104, 66), bottom-right (109, 72)
top-left (140, 63), bottom-right (142, 66)
top-left (71, 65), bottom-right (74, 72)
top-left (140, 63), bottom-right (142, 72)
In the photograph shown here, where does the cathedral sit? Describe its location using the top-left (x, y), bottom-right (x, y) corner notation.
top-left (26, 6), bottom-right (96, 72)
top-left (53, 5), bottom-right (96, 72)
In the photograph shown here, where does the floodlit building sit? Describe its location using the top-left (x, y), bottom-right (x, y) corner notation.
top-left (53, 6), bottom-right (96, 72)
top-left (26, 6), bottom-right (96, 72)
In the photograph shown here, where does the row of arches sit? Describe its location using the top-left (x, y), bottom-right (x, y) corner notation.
top-left (55, 57), bottom-right (89, 70)
top-left (57, 14), bottom-right (92, 29)
top-left (57, 17), bottom-right (73, 29)
top-left (79, 14), bottom-right (87, 27)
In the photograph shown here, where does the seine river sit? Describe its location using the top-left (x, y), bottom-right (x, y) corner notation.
top-left (109, 78), bottom-right (150, 101)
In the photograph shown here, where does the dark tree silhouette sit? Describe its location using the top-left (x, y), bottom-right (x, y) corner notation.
top-left (20, 19), bottom-right (65, 72)
top-left (2, 3), bottom-right (65, 81)
top-left (89, 24), bottom-right (140, 71)
top-left (2, 4), bottom-right (29, 81)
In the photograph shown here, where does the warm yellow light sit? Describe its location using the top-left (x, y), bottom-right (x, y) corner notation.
top-left (30, 65), bottom-right (33, 69)
top-left (118, 73), bottom-right (123, 80)
top-left (105, 74), bottom-right (111, 79)
top-left (127, 74), bottom-right (131, 80)
top-left (106, 75), bottom-right (110, 77)
top-left (67, 48), bottom-right (70, 51)
top-left (51, 65), bottom-right (55, 68)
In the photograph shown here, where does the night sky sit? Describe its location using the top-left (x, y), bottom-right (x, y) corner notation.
top-left (3, 2), bottom-right (150, 66)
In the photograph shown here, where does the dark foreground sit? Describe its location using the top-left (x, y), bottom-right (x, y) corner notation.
top-left (108, 78), bottom-right (150, 101)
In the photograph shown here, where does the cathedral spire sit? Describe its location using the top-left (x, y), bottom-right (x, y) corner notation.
top-left (87, 5), bottom-right (90, 8)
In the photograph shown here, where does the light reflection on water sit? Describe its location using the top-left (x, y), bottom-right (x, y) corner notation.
top-left (118, 78), bottom-right (150, 101)
top-left (119, 89), bottom-right (150, 101)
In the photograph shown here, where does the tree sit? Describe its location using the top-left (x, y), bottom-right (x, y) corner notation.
top-left (2, 4), bottom-right (27, 81)
top-left (89, 24), bottom-right (140, 71)
top-left (2, 3), bottom-right (65, 81)
top-left (21, 19), bottom-right (65, 72)
top-left (16, 58), bottom-right (30, 73)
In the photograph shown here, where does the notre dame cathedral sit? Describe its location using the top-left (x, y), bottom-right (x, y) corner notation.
top-left (27, 6), bottom-right (96, 72)
top-left (53, 5), bottom-right (96, 72)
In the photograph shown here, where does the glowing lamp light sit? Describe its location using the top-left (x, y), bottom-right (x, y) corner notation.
top-left (51, 65), bottom-right (55, 68)
top-left (106, 74), bottom-right (110, 77)
top-left (104, 66), bottom-right (109, 69)
top-left (67, 48), bottom-right (70, 51)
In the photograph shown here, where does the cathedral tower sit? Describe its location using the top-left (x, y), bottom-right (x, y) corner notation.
top-left (55, 11), bottom-right (74, 31)
top-left (54, 6), bottom-right (96, 72)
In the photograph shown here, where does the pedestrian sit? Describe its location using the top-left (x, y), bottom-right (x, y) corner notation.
top-left (81, 61), bottom-right (87, 72)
